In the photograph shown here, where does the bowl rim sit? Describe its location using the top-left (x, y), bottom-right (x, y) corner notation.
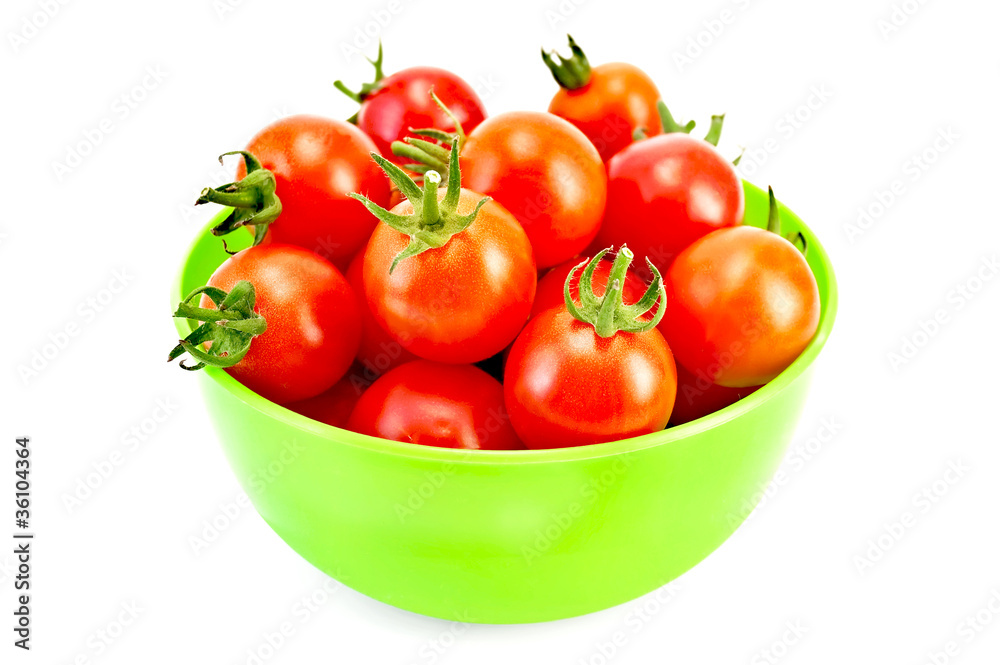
top-left (174, 182), bottom-right (838, 465)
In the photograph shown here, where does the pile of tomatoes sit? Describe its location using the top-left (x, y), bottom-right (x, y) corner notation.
top-left (171, 37), bottom-right (821, 451)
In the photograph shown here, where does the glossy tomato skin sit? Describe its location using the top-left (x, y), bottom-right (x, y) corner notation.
top-left (594, 134), bottom-right (744, 278)
top-left (549, 62), bottom-right (661, 162)
top-left (348, 361), bottom-right (523, 450)
top-left (239, 115), bottom-right (390, 262)
top-left (669, 364), bottom-right (759, 426)
top-left (346, 250), bottom-right (418, 377)
top-left (286, 370), bottom-right (370, 429)
top-left (364, 190), bottom-right (536, 364)
top-left (357, 67), bottom-right (486, 163)
top-left (661, 226), bottom-right (820, 388)
top-left (504, 309), bottom-right (677, 449)
top-left (203, 245), bottom-right (362, 404)
top-left (531, 254), bottom-right (650, 319)
top-left (461, 111), bottom-right (607, 269)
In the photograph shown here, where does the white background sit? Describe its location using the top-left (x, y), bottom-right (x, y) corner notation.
top-left (3, 0), bottom-right (1000, 662)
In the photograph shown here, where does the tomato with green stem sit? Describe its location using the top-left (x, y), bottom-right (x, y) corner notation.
top-left (592, 102), bottom-right (743, 278)
top-left (504, 247), bottom-right (677, 449)
top-left (351, 139), bottom-right (536, 364)
top-left (661, 187), bottom-right (820, 388)
top-left (169, 245), bottom-right (361, 404)
top-left (543, 35), bottom-right (662, 162)
top-left (348, 360), bottom-right (523, 450)
top-left (335, 44), bottom-right (486, 164)
top-left (196, 116), bottom-right (391, 263)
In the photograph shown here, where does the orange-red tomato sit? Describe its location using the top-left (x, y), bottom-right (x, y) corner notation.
top-left (238, 115), bottom-right (390, 262)
top-left (460, 111), bottom-right (607, 269)
top-left (505, 308), bottom-right (677, 449)
top-left (353, 67), bottom-right (486, 165)
top-left (594, 133), bottom-right (744, 278)
top-left (661, 226), bottom-right (820, 388)
top-left (364, 190), bottom-right (536, 364)
top-left (348, 361), bottom-right (523, 450)
top-left (549, 62), bottom-right (661, 162)
top-left (203, 245), bottom-right (361, 404)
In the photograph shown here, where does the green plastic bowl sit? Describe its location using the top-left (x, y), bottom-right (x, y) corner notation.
top-left (174, 182), bottom-right (837, 624)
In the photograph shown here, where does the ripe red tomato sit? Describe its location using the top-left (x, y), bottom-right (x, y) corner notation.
top-left (531, 254), bottom-right (650, 319)
top-left (237, 115), bottom-right (390, 262)
top-left (669, 364), bottom-right (759, 426)
top-left (203, 245), bottom-right (361, 404)
top-left (336, 50), bottom-right (486, 163)
top-left (348, 360), bottom-right (523, 450)
top-left (505, 308), bottom-right (676, 448)
top-left (460, 111), bottom-right (607, 268)
top-left (357, 145), bottom-right (536, 365)
top-left (661, 198), bottom-right (820, 387)
top-left (286, 371), bottom-right (370, 429)
top-left (345, 250), bottom-right (418, 377)
top-left (504, 249), bottom-right (676, 449)
top-left (365, 189), bottom-right (535, 363)
top-left (594, 133), bottom-right (744, 277)
top-left (544, 36), bottom-right (661, 161)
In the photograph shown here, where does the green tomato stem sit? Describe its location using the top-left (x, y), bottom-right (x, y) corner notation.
top-left (541, 35), bottom-right (592, 90)
top-left (168, 281), bottom-right (267, 371)
top-left (195, 151), bottom-right (281, 250)
top-left (564, 246), bottom-right (665, 338)
top-left (349, 139), bottom-right (489, 274)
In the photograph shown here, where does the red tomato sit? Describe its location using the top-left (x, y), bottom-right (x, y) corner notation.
top-left (346, 250), bottom-right (417, 377)
top-left (286, 370), bottom-right (370, 429)
top-left (532, 254), bottom-right (650, 319)
top-left (365, 189), bottom-right (535, 363)
top-left (237, 115), bottom-right (390, 262)
top-left (593, 133), bottom-right (744, 277)
top-left (203, 245), bottom-right (361, 404)
top-left (670, 364), bottom-right (759, 426)
top-left (505, 308), bottom-right (676, 448)
top-left (661, 223), bottom-right (820, 388)
top-left (337, 53), bottom-right (486, 164)
top-left (348, 360), bottom-right (523, 450)
top-left (504, 249), bottom-right (676, 449)
top-left (544, 36), bottom-right (661, 161)
top-left (460, 111), bottom-right (607, 268)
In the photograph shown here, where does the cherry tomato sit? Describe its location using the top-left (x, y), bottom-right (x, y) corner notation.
top-left (346, 250), bottom-right (418, 377)
top-left (336, 49), bottom-right (486, 164)
top-left (357, 145), bottom-right (536, 365)
top-left (661, 192), bottom-right (820, 387)
top-left (504, 249), bottom-right (676, 449)
top-left (286, 370), bottom-right (370, 429)
top-left (365, 189), bottom-right (535, 363)
top-left (460, 111), bottom-right (607, 268)
top-left (594, 133), bottom-right (744, 277)
top-left (543, 36), bottom-right (661, 161)
top-left (348, 360), bottom-right (523, 450)
top-left (532, 254), bottom-right (650, 319)
top-left (203, 244), bottom-right (361, 404)
top-left (669, 364), bottom-right (759, 426)
top-left (237, 115), bottom-right (390, 262)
